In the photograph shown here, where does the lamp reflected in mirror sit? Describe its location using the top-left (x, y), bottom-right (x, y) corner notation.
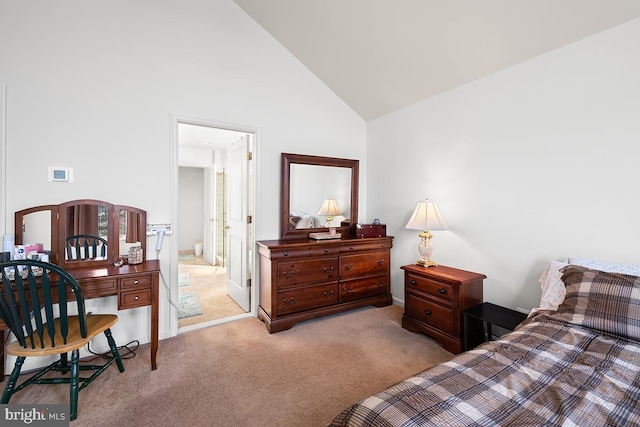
top-left (405, 199), bottom-right (448, 267)
top-left (318, 198), bottom-right (341, 235)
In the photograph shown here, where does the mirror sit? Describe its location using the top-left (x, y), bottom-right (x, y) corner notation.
top-left (60, 200), bottom-right (113, 265)
top-left (116, 205), bottom-right (146, 258)
top-left (281, 153), bottom-right (359, 239)
top-left (14, 205), bottom-right (59, 263)
top-left (15, 199), bottom-right (147, 268)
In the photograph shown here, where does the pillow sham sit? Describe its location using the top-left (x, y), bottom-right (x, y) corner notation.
top-left (555, 265), bottom-right (640, 341)
top-left (568, 256), bottom-right (640, 276)
top-left (538, 260), bottom-right (568, 310)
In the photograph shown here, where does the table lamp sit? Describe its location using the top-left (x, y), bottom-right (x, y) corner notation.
top-left (318, 198), bottom-right (341, 235)
top-left (405, 199), bottom-right (448, 267)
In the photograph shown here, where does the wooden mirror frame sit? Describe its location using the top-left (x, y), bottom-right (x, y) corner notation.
top-left (281, 153), bottom-right (359, 239)
top-left (15, 199), bottom-right (147, 268)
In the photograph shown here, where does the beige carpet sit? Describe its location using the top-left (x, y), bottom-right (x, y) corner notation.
top-left (178, 255), bottom-right (246, 328)
top-left (7, 305), bottom-right (454, 427)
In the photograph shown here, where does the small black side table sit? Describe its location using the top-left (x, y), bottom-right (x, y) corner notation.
top-left (462, 302), bottom-right (528, 351)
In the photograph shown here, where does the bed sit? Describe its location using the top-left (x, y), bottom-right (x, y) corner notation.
top-left (330, 258), bottom-right (640, 426)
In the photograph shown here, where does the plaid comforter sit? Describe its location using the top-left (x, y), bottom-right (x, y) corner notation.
top-left (330, 313), bottom-right (640, 426)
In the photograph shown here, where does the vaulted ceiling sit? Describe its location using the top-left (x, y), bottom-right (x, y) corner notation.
top-left (233, 0), bottom-right (640, 120)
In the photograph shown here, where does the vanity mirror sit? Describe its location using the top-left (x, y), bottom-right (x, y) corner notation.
top-left (15, 199), bottom-right (147, 268)
top-left (281, 153), bottom-right (359, 239)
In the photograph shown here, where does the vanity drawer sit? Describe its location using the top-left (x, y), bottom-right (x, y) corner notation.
top-left (120, 274), bottom-right (152, 290)
top-left (340, 251), bottom-right (389, 279)
top-left (277, 283), bottom-right (339, 315)
top-left (75, 278), bottom-right (118, 299)
top-left (406, 273), bottom-right (454, 303)
top-left (119, 288), bottom-right (151, 309)
top-left (405, 293), bottom-right (454, 335)
top-left (276, 259), bottom-right (339, 289)
top-left (340, 275), bottom-right (388, 302)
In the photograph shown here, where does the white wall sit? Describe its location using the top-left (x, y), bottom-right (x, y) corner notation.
top-left (178, 167), bottom-right (204, 251)
top-left (0, 0), bottom-right (367, 361)
top-left (368, 18), bottom-right (640, 312)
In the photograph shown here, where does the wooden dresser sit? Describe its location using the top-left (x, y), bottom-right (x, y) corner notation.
top-left (401, 264), bottom-right (485, 354)
top-left (257, 236), bottom-right (393, 333)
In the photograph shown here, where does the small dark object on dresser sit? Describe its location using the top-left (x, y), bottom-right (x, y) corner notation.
top-left (356, 223), bottom-right (386, 238)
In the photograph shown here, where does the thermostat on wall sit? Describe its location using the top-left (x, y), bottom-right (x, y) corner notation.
top-left (48, 167), bottom-right (73, 182)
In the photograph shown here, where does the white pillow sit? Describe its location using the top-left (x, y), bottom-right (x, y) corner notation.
top-left (568, 257), bottom-right (640, 276)
top-left (538, 260), bottom-right (569, 311)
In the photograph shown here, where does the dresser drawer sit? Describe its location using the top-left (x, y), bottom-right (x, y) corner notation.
top-left (405, 293), bottom-right (454, 335)
top-left (120, 274), bottom-right (152, 289)
top-left (340, 251), bottom-right (389, 279)
top-left (277, 283), bottom-right (339, 315)
top-left (74, 278), bottom-right (118, 299)
top-left (340, 275), bottom-right (388, 302)
top-left (276, 259), bottom-right (338, 289)
top-left (340, 241), bottom-right (391, 254)
top-left (271, 246), bottom-right (340, 259)
top-left (406, 273), bottom-right (454, 303)
top-left (119, 288), bottom-right (152, 309)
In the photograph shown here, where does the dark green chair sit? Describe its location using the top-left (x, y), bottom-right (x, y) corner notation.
top-left (0, 259), bottom-right (124, 421)
top-left (65, 234), bottom-right (108, 260)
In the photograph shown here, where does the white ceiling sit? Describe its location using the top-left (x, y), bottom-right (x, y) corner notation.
top-left (232, 0), bottom-right (640, 120)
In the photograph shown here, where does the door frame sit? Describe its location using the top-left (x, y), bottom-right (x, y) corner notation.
top-left (170, 114), bottom-right (259, 336)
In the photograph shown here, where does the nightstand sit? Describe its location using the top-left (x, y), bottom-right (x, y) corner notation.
top-left (401, 264), bottom-right (485, 354)
top-left (461, 302), bottom-right (528, 351)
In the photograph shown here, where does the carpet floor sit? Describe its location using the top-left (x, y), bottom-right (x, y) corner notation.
top-left (6, 305), bottom-right (454, 426)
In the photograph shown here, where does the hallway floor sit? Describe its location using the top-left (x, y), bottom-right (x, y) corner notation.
top-left (178, 254), bottom-right (246, 328)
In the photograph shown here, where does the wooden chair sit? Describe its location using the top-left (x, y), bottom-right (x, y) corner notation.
top-left (65, 234), bottom-right (108, 260)
top-left (0, 259), bottom-right (124, 420)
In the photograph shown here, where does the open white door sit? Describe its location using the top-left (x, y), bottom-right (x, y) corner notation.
top-left (226, 135), bottom-right (250, 311)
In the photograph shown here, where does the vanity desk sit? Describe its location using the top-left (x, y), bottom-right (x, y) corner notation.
top-left (258, 153), bottom-right (393, 332)
top-left (1, 199), bottom-right (160, 378)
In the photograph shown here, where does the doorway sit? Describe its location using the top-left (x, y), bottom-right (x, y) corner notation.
top-left (175, 119), bottom-right (255, 332)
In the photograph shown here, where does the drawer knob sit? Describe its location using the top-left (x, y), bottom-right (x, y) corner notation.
top-left (349, 246), bottom-right (354, 251)
top-left (410, 280), bottom-right (417, 286)
top-left (376, 259), bottom-right (385, 265)
top-left (424, 309), bottom-right (431, 316)
top-left (323, 266), bottom-right (334, 273)
top-left (323, 249), bottom-right (329, 254)
top-left (380, 243), bottom-right (385, 247)
top-left (344, 264), bottom-right (353, 271)
top-left (439, 288), bottom-right (446, 294)
top-left (284, 251), bottom-right (289, 256)
top-left (323, 290), bottom-right (334, 298)
top-left (283, 270), bottom-right (295, 279)
top-left (283, 297), bottom-right (295, 305)
top-left (134, 296), bottom-right (140, 301)
top-left (134, 280), bottom-right (139, 285)
top-left (377, 282), bottom-right (385, 288)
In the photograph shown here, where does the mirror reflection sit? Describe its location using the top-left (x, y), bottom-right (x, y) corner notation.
top-left (21, 211), bottom-right (52, 254)
top-left (64, 204), bottom-right (109, 261)
top-left (118, 208), bottom-right (144, 257)
top-left (289, 164), bottom-right (351, 229)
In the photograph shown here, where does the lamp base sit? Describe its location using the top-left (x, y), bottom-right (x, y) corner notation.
top-left (415, 259), bottom-right (438, 267)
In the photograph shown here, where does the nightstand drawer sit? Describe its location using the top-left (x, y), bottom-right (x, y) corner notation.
top-left (405, 293), bottom-right (454, 335)
top-left (406, 273), bottom-right (454, 303)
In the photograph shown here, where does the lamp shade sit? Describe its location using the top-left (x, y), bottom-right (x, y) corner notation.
top-left (405, 200), bottom-right (448, 231)
top-left (318, 198), bottom-right (341, 217)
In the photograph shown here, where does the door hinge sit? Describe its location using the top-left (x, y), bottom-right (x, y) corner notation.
top-left (247, 278), bottom-right (251, 288)
top-left (247, 215), bottom-right (252, 224)
top-left (247, 151), bottom-right (252, 161)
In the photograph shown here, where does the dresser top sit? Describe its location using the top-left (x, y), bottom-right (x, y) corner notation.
top-left (257, 235), bottom-right (393, 249)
